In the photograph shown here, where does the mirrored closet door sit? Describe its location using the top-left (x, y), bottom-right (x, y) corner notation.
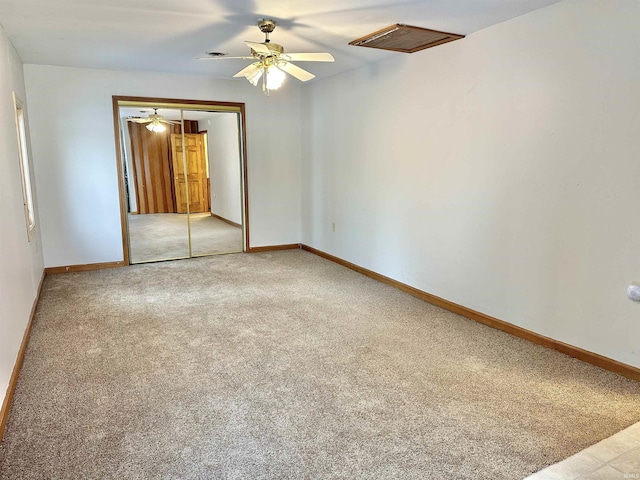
top-left (115, 98), bottom-right (247, 264)
top-left (181, 109), bottom-right (244, 258)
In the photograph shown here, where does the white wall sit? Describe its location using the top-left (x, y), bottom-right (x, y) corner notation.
top-left (23, 65), bottom-right (302, 267)
top-left (0, 26), bottom-right (44, 411)
top-left (202, 113), bottom-right (242, 225)
top-left (301, 0), bottom-right (640, 368)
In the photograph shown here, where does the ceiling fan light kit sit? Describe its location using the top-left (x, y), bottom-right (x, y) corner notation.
top-left (265, 65), bottom-right (286, 90)
top-left (349, 24), bottom-right (464, 53)
top-left (146, 121), bottom-right (166, 133)
top-left (200, 19), bottom-right (335, 96)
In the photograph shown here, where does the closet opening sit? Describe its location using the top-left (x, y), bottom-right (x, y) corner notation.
top-left (112, 96), bottom-right (249, 265)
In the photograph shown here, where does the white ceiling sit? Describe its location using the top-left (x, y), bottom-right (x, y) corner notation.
top-left (0, 0), bottom-right (562, 82)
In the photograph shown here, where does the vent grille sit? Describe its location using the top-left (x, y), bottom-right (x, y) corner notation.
top-left (349, 24), bottom-right (464, 53)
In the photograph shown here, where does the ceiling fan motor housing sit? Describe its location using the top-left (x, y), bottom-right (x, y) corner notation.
top-left (266, 43), bottom-right (284, 55)
top-left (249, 42), bottom-right (284, 57)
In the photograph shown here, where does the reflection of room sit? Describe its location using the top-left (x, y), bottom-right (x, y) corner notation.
top-left (119, 107), bottom-right (243, 263)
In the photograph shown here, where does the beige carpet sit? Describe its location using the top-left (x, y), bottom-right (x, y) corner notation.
top-left (128, 213), bottom-right (242, 263)
top-left (1, 250), bottom-right (639, 479)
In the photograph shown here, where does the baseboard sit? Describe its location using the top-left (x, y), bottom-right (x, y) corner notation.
top-left (210, 213), bottom-right (242, 229)
top-left (300, 244), bottom-right (640, 382)
top-left (45, 261), bottom-right (125, 275)
top-left (247, 244), bottom-right (301, 253)
top-left (0, 269), bottom-right (46, 443)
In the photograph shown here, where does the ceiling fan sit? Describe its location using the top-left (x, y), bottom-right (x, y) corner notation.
top-left (200, 19), bottom-right (335, 94)
top-left (126, 108), bottom-right (180, 132)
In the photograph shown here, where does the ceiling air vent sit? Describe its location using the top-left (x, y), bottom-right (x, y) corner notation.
top-left (349, 24), bottom-right (464, 53)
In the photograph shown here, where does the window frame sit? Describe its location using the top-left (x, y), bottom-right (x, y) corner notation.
top-left (13, 92), bottom-right (36, 241)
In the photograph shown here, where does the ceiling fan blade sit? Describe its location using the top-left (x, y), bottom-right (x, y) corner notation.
top-left (245, 41), bottom-right (272, 55)
top-left (197, 56), bottom-right (255, 60)
top-left (127, 118), bottom-right (151, 123)
top-left (233, 63), bottom-right (261, 78)
top-left (284, 52), bottom-right (335, 62)
top-left (279, 62), bottom-right (315, 82)
top-left (161, 120), bottom-right (181, 125)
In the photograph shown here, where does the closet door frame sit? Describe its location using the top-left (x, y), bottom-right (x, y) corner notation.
top-left (112, 96), bottom-right (249, 265)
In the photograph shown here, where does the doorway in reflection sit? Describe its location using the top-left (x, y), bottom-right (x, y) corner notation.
top-left (115, 98), bottom-right (246, 264)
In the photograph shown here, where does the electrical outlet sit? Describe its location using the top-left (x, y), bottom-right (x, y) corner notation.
top-left (332, 222), bottom-right (335, 232)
